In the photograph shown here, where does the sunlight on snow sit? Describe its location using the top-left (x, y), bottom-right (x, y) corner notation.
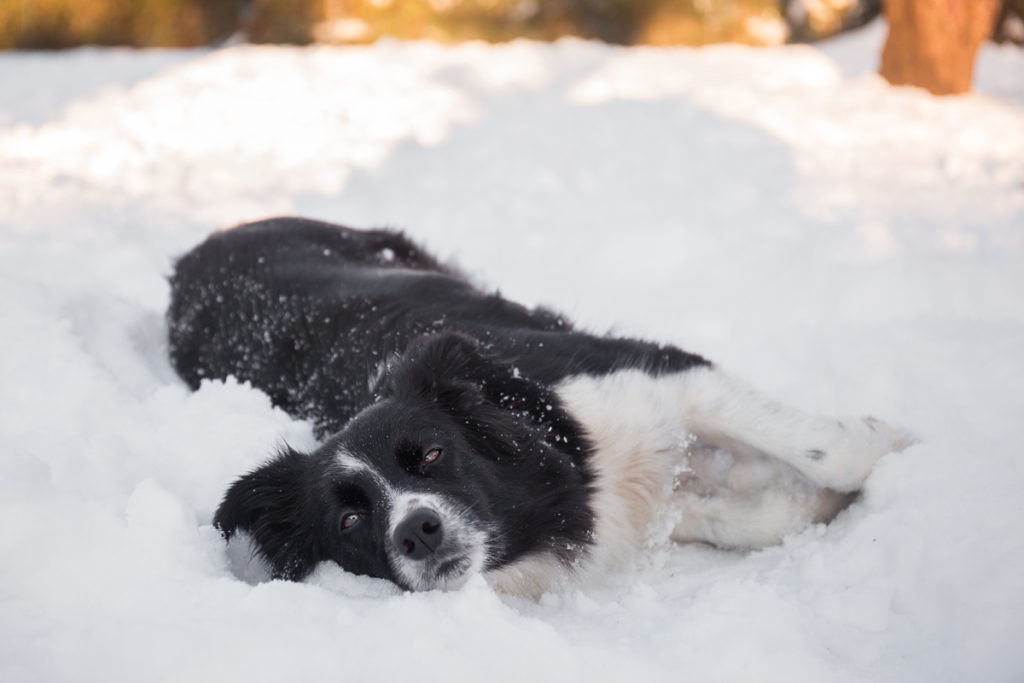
top-left (0, 44), bottom-right (485, 225)
top-left (565, 35), bottom-right (1024, 253)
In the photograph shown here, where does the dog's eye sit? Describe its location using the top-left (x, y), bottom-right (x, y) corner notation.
top-left (341, 513), bottom-right (361, 529)
top-left (422, 448), bottom-right (442, 467)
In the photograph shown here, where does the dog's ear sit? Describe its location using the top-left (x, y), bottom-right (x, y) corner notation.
top-left (380, 332), bottom-right (584, 450)
top-left (213, 446), bottom-right (322, 581)
top-left (378, 332), bottom-right (495, 406)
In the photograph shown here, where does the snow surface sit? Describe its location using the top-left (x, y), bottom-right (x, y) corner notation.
top-left (2, 23), bottom-right (1023, 683)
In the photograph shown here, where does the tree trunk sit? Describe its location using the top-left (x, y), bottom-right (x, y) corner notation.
top-left (880, 0), bottom-right (1001, 95)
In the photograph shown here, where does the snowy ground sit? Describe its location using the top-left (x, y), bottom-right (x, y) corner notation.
top-left (2, 22), bottom-right (1023, 683)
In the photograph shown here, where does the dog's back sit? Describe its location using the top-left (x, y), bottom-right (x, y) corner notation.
top-left (173, 216), bottom-right (451, 275)
top-left (168, 218), bottom-right (469, 432)
top-left (168, 218), bottom-right (707, 436)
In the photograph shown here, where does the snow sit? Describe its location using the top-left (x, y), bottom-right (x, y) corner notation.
top-left (2, 23), bottom-right (1024, 682)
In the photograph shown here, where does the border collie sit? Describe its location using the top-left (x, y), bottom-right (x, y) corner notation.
top-left (168, 217), bottom-right (912, 597)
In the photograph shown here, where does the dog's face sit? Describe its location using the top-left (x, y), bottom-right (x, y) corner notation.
top-left (214, 333), bottom-right (595, 591)
top-left (308, 399), bottom-right (500, 591)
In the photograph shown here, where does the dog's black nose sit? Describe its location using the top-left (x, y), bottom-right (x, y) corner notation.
top-left (393, 508), bottom-right (444, 560)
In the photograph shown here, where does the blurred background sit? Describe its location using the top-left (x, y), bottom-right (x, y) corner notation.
top-left (2, 0), bottom-right (1021, 51)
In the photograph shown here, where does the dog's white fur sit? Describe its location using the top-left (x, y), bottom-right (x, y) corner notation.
top-left (483, 366), bottom-right (913, 598)
top-left (388, 492), bottom-right (491, 592)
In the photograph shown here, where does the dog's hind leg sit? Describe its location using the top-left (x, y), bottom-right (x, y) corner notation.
top-left (558, 366), bottom-right (913, 495)
top-left (556, 365), bottom-right (914, 555)
top-left (673, 366), bottom-right (916, 492)
top-left (669, 485), bottom-right (855, 548)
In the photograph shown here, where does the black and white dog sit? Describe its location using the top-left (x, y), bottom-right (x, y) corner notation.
top-left (168, 217), bottom-right (912, 597)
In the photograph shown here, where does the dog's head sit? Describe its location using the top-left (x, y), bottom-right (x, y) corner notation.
top-left (214, 333), bottom-right (595, 591)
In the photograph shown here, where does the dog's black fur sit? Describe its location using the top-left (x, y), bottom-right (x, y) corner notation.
top-left (168, 217), bottom-right (709, 589)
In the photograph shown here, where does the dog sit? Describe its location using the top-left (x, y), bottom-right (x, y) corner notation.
top-left (168, 217), bottom-right (913, 598)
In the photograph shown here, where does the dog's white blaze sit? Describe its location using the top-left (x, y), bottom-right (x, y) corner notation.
top-left (556, 366), bottom-right (914, 561)
top-left (335, 449), bottom-right (371, 474)
top-left (334, 448), bottom-right (398, 502)
top-left (387, 491), bottom-right (489, 592)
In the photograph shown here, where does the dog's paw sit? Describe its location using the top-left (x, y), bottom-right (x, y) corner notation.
top-left (802, 416), bottom-right (916, 492)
